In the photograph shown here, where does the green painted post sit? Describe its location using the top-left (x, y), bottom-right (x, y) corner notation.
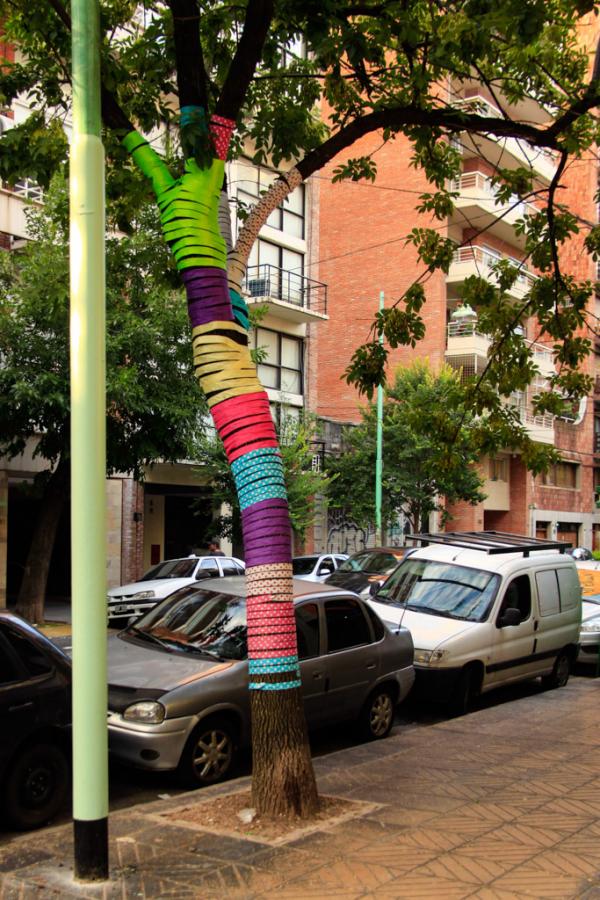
top-left (375, 291), bottom-right (384, 545)
top-left (69, 0), bottom-right (108, 881)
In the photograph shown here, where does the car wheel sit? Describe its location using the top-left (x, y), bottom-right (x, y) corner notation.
top-left (447, 668), bottom-right (475, 718)
top-left (3, 742), bottom-right (69, 830)
top-left (358, 687), bottom-right (395, 740)
top-left (541, 651), bottom-right (571, 689)
top-left (178, 717), bottom-right (237, 788)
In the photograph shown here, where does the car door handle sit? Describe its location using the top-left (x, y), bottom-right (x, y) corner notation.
top-left (9, 702), bottom-right (34, 712)
top-left (366, 662), bottom-right (376, 670)
top-left (312, 671), bottom-right (324, 679)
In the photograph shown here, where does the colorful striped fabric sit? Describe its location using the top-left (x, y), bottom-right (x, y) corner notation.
top-left (123, 109), bottom-right (300, 692)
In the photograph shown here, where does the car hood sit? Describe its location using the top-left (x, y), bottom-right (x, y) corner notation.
top-left (582, 600), bottom-right (600, 623)
top-left (368, 600), bottom-right (473, 647)
top-left (107, 633), bottom-right (235, 691)
top-left (107, 577), bottom-right (194, 599)
top-left (324, 570), bottom-right (374, 592)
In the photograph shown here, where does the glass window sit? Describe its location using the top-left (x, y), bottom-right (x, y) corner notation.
top-left (375, 558), bottom-right (500, 622)
top-left (317, 557), bottom-right (334, 575)
top-left (0, 632), bottom-right (23, 684)
top-left (337, 551), bottom-right (402, 575)
top-left (141, 559), bottom-right (197, 580)
top-left (325, 597), bottom-right (371, 652)
top-left (296, 602), bottom-right (320, 659)
top-left (253, 328), bottom-right (303, 396)
top-left (557, 567), bottom-right (580, 611)
top-left (489, 457), bottom-right (509, 481)
top-left (497, 576), bottom-right (531, 623)
top-left (536, 570), bottom-right (560, 616)
top-left (132, 587), bottom-right (248, 660)
top-left (541, 462), bottom-right (579, 489)
top-left (2, 629), bottom-right (52, 677)
top-left (220, 561), bottom-right (239, 577)
top-left (293, 557), bottom-right (319, 575)
top-left (200, 558), bottom-right (220, 576)
top-left (364, 603), bottom-right (386, 641)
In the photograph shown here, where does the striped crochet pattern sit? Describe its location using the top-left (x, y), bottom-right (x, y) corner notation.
top-left (123, 109), bottom-right (299, 692)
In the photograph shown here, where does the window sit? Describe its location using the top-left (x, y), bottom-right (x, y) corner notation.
top-left (364, 603), bottom-right (386, 641)
top-left (557, 567), bottom-right (579, 611)
top-left (488, 457), bottom-right (509, 482)
top-left (254, 327), bottom-right (303, 396)
top-left (220, 561), bottom-right (239, 577)
top-left (296, 602), bottom-right (320, 659)
top-left (541, 462), bottom-right (579, 489)
top-left (237, 165), bottom-right (305, 240)
top-left (199, 558), bottom-right (220, 577)
top-left (325, 597), bottom-right (371, 652)
top-left (2, 629), bottom-right (52, 678)
top-left (317, 557), bottom-right (334, 576)
top-left (0, 632), bottom-right (23, 684)
top-left (497, 576), bottom-right (531, 624)
top-left (247, 240), bottom-right (305, 305)
top-left (536, 570), bottom-right (560, 616)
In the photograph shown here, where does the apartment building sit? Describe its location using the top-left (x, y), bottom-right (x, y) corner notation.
top-left (314, 82), bottom-right (600, 552)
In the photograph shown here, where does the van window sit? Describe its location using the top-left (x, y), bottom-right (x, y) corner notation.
top-left (374, 558), bottom-right (499, 622)
top-left (497, 575), bottom-right (531, 624)
top-left (536, 570), bottom-right (560, 616)
top-left (557, 567), bottom-right (580, 611)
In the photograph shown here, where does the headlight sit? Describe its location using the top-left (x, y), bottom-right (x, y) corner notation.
top-left (414, 648), bottom-right (444, 665)
top-left (581, 621), bottom-right (600, 633)
top-left (123, 701), bottom-right (165, 724)
top-left (131, 590), bottom-right (155, 600)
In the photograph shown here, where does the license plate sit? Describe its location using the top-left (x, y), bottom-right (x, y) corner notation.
top-left (111, 604), bottom-right (130, 614)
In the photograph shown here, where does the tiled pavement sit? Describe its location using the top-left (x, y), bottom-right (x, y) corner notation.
top-left (1, 676), bottom-right (599, 899)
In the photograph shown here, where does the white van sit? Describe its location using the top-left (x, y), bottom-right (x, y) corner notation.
top-left (368, 532), bottom-right (582, 715)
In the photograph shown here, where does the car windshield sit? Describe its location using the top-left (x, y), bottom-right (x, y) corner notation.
top-left (337, 551), bottom-right (401, 575)
top-left (293, 557), bottom-right (319, 575)
top-left (139, 559), bottom-right (198, 581)
top-left (125, 586), bottom-right (248, 660)
top-left (373, 558), bottom-right (500, 622)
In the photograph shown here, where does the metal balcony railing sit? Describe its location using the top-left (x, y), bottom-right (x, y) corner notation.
top-left (451, 245), bottom-right (536, 290)
top-left (449, 171), bottom-right (537, 219)
top-left (243, 264), bottom-right (327, 316)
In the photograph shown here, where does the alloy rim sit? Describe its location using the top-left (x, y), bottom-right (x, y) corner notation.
top-left (370, 694), bottom-right (393, 736)
top-left (192, 729), bottom-right (233, 780)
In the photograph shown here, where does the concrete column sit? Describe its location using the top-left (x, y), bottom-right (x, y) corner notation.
top-left (0, 471), bottom-right (7, 608)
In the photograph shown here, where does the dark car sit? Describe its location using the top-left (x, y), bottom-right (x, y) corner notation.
top-left (0, 612), bottom-right (71, 829)
top-left (106, 578), bottom-right (415, 787)
top-left (323, 547), bottom-right (410, 598)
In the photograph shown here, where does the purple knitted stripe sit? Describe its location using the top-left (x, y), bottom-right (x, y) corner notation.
top-left (182, 266), bottom-right (234, 326)
top-left (242, 499), bottom-right (292, 567)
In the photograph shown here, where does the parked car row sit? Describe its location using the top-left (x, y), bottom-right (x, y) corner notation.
top-left (4, 531), bottom-right (598, 834)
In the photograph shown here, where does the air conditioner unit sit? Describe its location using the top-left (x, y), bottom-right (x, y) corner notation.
top-left (248, 277), bottom-right (269, 297)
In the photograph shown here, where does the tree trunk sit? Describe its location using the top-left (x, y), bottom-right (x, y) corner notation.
top-left (15, 459), bottom-right (68, 625)
top-left (123, 126), bottom-right (319, 819)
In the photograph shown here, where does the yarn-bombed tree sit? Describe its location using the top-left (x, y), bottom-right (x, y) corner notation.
top-left (4, 0), bottom-right (600, 818)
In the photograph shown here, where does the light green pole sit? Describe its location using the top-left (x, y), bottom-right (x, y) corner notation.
top-left (70, 0), bottom-right (108, 881)
top-left (375, 291), bottom-right (384, 545)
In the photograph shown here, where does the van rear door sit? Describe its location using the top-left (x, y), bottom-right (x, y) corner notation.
top-left (532, 565), bottom-right (581, 672)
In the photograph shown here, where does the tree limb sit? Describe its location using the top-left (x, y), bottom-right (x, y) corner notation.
top-left (215, 0), bottom-right (274, 121)
top-left (168, 0), bottom-right (208, 109)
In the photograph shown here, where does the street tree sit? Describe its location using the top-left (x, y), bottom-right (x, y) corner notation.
top-left (0, 178), bottom-right (207, 624)
top-left (2, 0), bottom-right (600, 817)
top-left (328, 361), bottom-right (503, 535)
top-left (198, 414), bottom-right (333, 546)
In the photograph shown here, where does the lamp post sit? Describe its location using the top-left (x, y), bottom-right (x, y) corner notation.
top-left (70, 0), bottom-right (108, 880)
top-left (375, 291), bottom-right (384, 545)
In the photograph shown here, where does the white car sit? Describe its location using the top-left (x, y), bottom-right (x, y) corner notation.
top-left (579, 594), bottom-right (600, 667)
top-left (107, 555), bottom-right (245, 623)
top-left (292, 553), bottom-right (349, 582)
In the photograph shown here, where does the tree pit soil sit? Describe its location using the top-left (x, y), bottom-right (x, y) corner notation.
top-left (161, 790), bottom-right (370, 844)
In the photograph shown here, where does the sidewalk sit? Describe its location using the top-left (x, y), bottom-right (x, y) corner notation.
top-left (1, 676), bottom-right (599, 899)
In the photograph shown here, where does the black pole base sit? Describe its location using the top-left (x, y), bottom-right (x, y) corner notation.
top-left (73, 817), bottom-right (109, 881)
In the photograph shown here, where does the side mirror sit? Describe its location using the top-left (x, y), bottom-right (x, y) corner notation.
top-left (319, 567), bottom-right (332, 576)
top-left (498, 608), bottom-right (521, 628)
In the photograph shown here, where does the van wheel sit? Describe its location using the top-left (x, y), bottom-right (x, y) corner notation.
top-left (358, 687), bottom-right (395, 740)
top-left (541, 651), bottom-right (571, 690)
top-left (447, 668), bottom-right (475, 717)
top-left (177, 717), bottom-right (237, 788)
top-left (4, 742), bottom-right (69, 830)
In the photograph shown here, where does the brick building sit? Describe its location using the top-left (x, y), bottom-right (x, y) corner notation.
top-left (312, 75), bottom-right (600, 552)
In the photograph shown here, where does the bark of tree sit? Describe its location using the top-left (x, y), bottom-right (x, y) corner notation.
top-left (15, 458), bottom-right (68, 624)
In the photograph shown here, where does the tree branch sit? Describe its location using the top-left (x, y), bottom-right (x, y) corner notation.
top-left (215, 0), bottom-right (274, 121)
top-left (168, 0), bottom-right (208, 109)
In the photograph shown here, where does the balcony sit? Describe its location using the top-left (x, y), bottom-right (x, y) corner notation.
top-left (453, 95), bottom-right (558, 183)
top-left (449, 171), bottom-right (538, 250)
top-left (445, 321), bottom-right (554, 378)
top-left (447, 245), bottom-right (536, 301)
top-left (242, 264), bottom-right (328, 324)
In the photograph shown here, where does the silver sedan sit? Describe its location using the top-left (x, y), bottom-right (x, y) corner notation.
top-left (107, 578), bottom-right (414, 787)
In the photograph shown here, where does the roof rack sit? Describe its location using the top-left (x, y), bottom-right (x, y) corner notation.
top-left (405, 531), bottom-right (571, 558)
